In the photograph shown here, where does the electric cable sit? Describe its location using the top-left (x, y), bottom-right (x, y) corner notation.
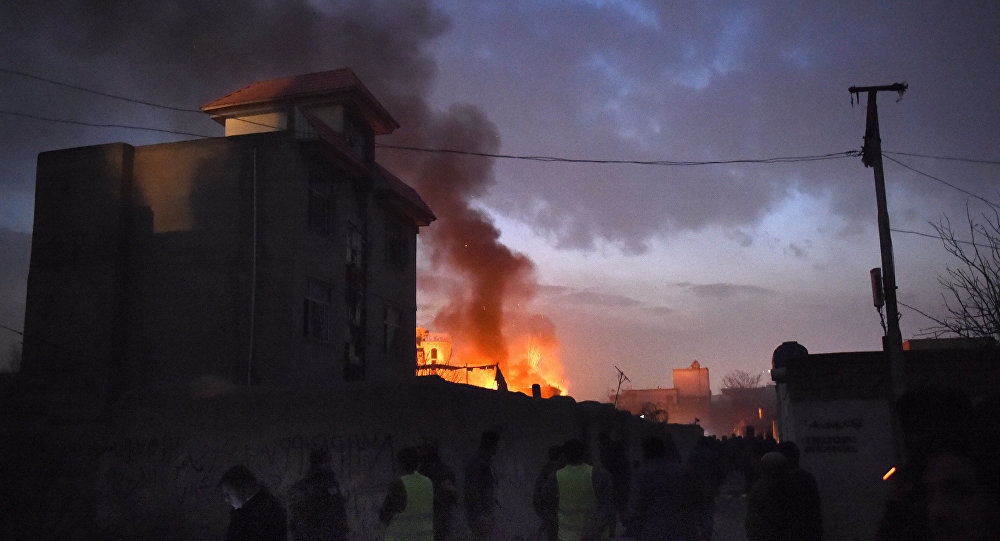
top-left (0, 322), bottom-right (23, 336)
top-left (0, 67), bottom-right (201, 113)
top-left (0, 109), bottom-right (214, 139)
top-left (375, 144), bottom-right (861, 166)
top-left (884, 150), bottom-right (1000, 166)
top-left (890, 227), bottom-right (992, 249)
top-left (884, 154), bottom-right (1000, 210)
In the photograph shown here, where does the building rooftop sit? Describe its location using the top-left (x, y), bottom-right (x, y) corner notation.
top-left (201, 68), bottom-right (400, 135)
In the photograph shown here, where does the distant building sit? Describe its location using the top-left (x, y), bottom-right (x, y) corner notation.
top-left (612, 387), bottom-right (677, 422)
top-left (612, 360), bottom-right (712, 425)
top-left (21, 69), bottom-right (435, 398)
top-left (673, 360), bottom-right (711, 400)
top-left (416, 327), bottom-right (453, 366)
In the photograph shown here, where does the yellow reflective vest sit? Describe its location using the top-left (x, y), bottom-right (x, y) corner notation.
top-left (385, 472), bottom-right (434, 541)
top-left (556, 464), bottom-right (598, 541)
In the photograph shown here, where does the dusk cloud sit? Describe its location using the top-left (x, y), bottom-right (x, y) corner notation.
top-left (683, 283), bottom-right (776, 300)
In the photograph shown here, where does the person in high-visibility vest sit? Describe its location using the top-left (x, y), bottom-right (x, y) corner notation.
top-left (540, 438), bottom-right (613, 541)
top-left (380, 447), bottom-right (435, 541)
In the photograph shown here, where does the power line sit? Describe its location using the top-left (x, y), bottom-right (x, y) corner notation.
top-left (0, 109), bottom-right (214, 139)
top-left (897, 300), bottom-right (946, 326)
top-left (884, 150), bottom-right (1000, 166)
top-left (0, 67), bottom-right (201, 113)
top-left (884, 154), bottom-right (1000, 210)
top-left (7, 67), bottom-right (1000, 170)
top-left (0, 322), bottom-right (23, 337)
top-left (375, 143), bottom-right (861, 166)
top-left (0, 67), bottom-right (863, 164)
top-left (891, 227), bottom-right (992, 249)
top-left (0, 100), bottom-right (863, 168)
top-left (0, 67), bottom-right (284, 133)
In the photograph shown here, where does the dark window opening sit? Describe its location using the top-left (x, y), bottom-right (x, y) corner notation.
top-left (308, 176), bottom-right (335, 236)
top-left (303, 278), bottom-right (333, 343)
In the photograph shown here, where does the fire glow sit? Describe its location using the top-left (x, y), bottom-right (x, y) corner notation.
top-left (375, 90), bottom-right (567, 399)
top-left (417, 326), bottom-right (567, 398)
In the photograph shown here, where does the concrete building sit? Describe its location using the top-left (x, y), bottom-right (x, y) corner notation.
top-left (20, 69), bottom-right (434, 398)
top-left (611, 360), bottom-right (713, 426)
top-left (415, 327), bottom-right (453, 366)
top-left (673, 359), bottom-right (710, 400)
top-left (612, 387), bottom-right (677, 423)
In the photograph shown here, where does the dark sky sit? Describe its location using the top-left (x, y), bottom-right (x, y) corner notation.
top-left (2, 1), bottom-right (1000, 398)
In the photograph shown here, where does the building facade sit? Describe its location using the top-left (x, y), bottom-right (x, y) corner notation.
top-left (21, 69), bottom-right (434, 397)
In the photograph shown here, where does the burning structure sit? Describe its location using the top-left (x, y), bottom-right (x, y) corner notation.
top-left (415, 326), bottom-right (562, 397)
top-left (386, 115), bottom-right (569, 397)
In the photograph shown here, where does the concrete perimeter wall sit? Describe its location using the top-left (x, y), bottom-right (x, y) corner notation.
top-left (1, 377), bottom-right (699, 540)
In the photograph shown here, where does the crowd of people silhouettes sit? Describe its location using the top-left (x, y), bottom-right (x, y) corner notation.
top-left (217, 390), bottom-right (999, 540)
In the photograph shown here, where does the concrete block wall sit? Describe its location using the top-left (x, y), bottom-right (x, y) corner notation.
top-left (1, 377), bottom-right (691, 540)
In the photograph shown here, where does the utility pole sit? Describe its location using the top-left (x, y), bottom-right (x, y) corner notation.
top-left (849, 82), bottom-right (908, 401)
top-left (614, 366), bottom-right (630, 407)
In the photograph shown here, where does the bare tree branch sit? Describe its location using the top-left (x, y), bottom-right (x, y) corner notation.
top-left (721, 369), bottom-right (762, 390)
top-left (924, 206), bottom-right (1000, 341)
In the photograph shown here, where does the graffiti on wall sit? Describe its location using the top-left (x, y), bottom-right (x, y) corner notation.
top-left (95, 431), bottom-right (396, 540)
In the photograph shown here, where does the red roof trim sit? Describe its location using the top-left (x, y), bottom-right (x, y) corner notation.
top-left (201, 68), bottom-right (399, 135)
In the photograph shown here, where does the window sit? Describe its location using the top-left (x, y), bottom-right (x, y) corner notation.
top-left (342, 115), bottom-right (371, 162)
top-left (384, 218), bottom-right (408, 269)
top-left (347, 221), bottom-right (364, 266)
top-left (384, 306), bottom-right (402, 360)
top-left (303, 278), bottom-right (333, 342)
top-left (308, 176), bottom-right (334, 236)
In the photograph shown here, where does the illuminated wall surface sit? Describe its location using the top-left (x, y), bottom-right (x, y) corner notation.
top-left (672, 362), bottom-right (710, 400)
top-left (0, 378), bottom-right (698, 539)
top-left (774, 345), bottom-right (1000, 541)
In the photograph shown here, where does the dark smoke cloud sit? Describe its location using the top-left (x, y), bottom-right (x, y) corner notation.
top-left (377, 103), bottom-right (544, 365)
top-left (0, 0), bottom-right (556, 377)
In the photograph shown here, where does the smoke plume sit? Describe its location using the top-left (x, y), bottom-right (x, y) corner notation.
top-left (0, 0), bottom-right (563, 392)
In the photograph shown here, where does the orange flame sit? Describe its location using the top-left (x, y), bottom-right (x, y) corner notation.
top-left (418, 324), bottom-right (568, 398)
top-left (501, 333), bottom-right (566, 397)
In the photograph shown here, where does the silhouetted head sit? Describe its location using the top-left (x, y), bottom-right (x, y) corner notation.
top-left (219, 465), bottom-right (259, 509)
top-left (759, 451), bottom-right (788, 477)
top-left (397, 447), bottom-right (421, 473)
top-left (775, 441), bottom-right (801, 467)
top-left (562, 438), bottom-right (586, 464)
